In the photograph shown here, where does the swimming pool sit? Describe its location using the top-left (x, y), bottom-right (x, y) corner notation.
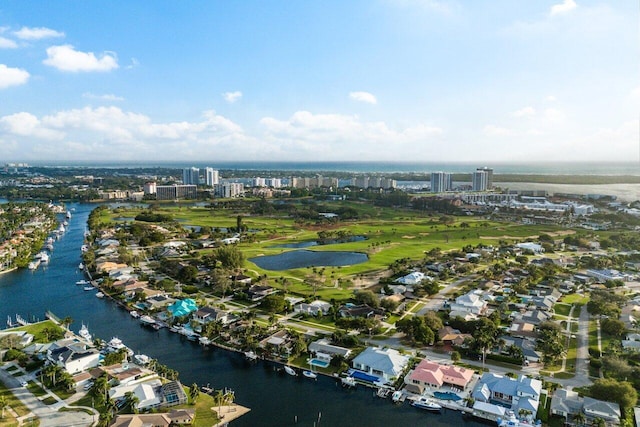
top-left (309, 358), bottom-right (330, 368)
top-left (433, 391), bottom-right (461, 401)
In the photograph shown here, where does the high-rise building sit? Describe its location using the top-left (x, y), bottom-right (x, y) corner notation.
top-left (476, 167), bottom-right (493, 189)
top-left (215, 182), bottom-right (244, 198)
top-left (472, 170), bottom-right (489, 191)
top-left (143, 182), bottom-right (157, 195)
top-left (205, 168), bottom-right (219, 186)
top-left (430, 172), bottom-right (452, 193)
top-left (156, 184), bottom-right (197, 200)
top-left (182, 167), bottom-right (200, 185)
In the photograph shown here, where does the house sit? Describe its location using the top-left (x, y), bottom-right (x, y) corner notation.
top-left (230, 274), bottom-right (252, 285)
top-left (351, 347), bottom-right (410, 385)
top-left (338, 304), bottom-right (385, 319)
top-left (308, 339), bottom-right (352, 360)
top-left (448, 290), bottom-right (488, 317)
top-left (246, 285), bottom-right (277, 301)
top-left (499, 336), bottom-right (541, 362)
top-left (622, 333), bottom-right (640, 352)
top-left (110, 379), bottom-right (163, 411)
top-left (111, 413), bottom-right (172, 427)
top-left (551, 388), bottom-right (621, 426)
top-left (146, 294), bottom-right (175, 309)
top-left (437, 326), bottom-right (472, 346)
top-left (294, 300), bottom-right (332, 316)
top-left (259, 330), bottom-right (293, 357)
top-left (472, 373), bottom-right (542, 422)
top-left (395, 271), bottom-right (427, 285)
top-left (516, 242), bottom-right (544, 254)
top-left (168, 409), bottom-right (196, 425)
top-left (167, 299), bottom-right (198, 318)
top-left (192, 307), bottom-right (229, 325)
top-left (47, 344), bottom-right (100, 374)
top-left (404, 359), bottom-right (474, 394)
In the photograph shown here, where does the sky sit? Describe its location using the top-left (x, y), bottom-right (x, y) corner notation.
top-left (0, 0), bottom-right (638, 164)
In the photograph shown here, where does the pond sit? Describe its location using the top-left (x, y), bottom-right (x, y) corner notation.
top-left (270, 235), bottom-right (366, 249)
top-left (249, 250), bottom-right (368, 271)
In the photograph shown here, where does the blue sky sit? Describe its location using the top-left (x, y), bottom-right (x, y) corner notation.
top-left (0, 0), bottom-right (637, 163)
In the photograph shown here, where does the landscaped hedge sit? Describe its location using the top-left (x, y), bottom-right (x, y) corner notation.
top-left (486, 353), bottom-right (524, 365)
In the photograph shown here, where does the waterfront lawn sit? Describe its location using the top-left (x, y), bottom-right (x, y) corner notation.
top-left (12, 320), bottom-right (64, 343)
top-left (174, 390), bottom-right (218, 427)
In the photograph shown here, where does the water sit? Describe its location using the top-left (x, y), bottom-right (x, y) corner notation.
top-left (249, 250), bottom-right (369, 271)
top-left (0, 203), bottom-right (484, 426)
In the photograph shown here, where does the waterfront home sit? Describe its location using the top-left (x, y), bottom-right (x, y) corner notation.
top-left (110, 379), bottom-right (163, 411)
top-left (351, 347), bottom-right (410, 385)
top-left (259, 330), bottom-right (293, 357)
top-left (95, 261), bottom-right (128, 274)
top-left (112, 278), bottom-right (148, 293)
top-left (294, 300), bottom-right (332, 316)
top-left (404, 359), bottom-right (474, 394)
top-left (472, 373), bottom-right (541, 421)
top-left (192, 306), bottom-right (229, 325)
top-left (112, 408), bottom-right (195, 427)
top-left (551, 388), bottom-right (621, 426)
top-left (167, 299), bottom-right (198, 318)
top-left (146, 294), bottom-right (175, 310)
top-left (308, 339), bottom-right (352, 360)
top-left (47, 344), bottom-right (100, 375)
top-left (0, 330), bottom-right (34, 348)
top-left (109, 266), bottom-right (136, 281)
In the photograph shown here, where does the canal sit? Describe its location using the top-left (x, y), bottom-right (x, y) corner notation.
top-left (0, 202), bottom-right (485, 426)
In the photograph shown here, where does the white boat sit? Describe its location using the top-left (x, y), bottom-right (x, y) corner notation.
top-left (284, 366), bottom-right (297, 376)
top-left (341, 376), bottom-right (357, 387)
top-left (411, 397), bottom-right (442, 411)
top-left (28, 260), bottom-right (40, 270)
top-left (66, 210), bottom-right (71, 219)
top-left (130, 310), bottom-right (140, 318)
top-left (134, 354), bottom-right (150, 365)
top-left (81, 244), bottom-right (89, 253)
top-left (139, 315), bottom-right (156, 326)
top-left (78, 263), bottom-right (84, 270)
top-left (76, 280), bottom-right (89, 285)
top-left (107, 337), bottom-right (126, 351)
top-left (244, 351), bottom-right (258, 361)
top-left (79, 324), bottom-right (92, 341)
top-left (95, 292), bottom-right (104, 298)
top-left (199, 336), bottom-right (211, 346)
top-left (302, 370), bottom-right (318, 380)
top-left (391, 390), bottom-right (403, 403)
top-left (58, 224), bottom-right (66, 233)
top-left (83, 286), bottom-right (94, 291)
top-left (36, 252), bottom-right (49, 263)
top-left (62, 221), bottom-right (69, 227)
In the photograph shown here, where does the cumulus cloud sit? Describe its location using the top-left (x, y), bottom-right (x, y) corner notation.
top-left (223, 91), bottom-right (242, 103)
top-left (82, 92), bottom-right (125, 101)
top-left (259, 110), bottom-right (442, 160)
top-left (13, 26), bottom-right (64, 40)
top-left (550, 0), bottom-right (577, 17)
top-left (511, 106), bottom-right (536, 118)
top-left (349, 91), bottom-right (377, 105)
top-left (0, 107), bottom-right (248, 160)
top-left (0, 64), bottom-right (30, 89)
top-left (0, 37), bottom-right (17, 49)
top-left (43, 45), bottom-right (118, 72)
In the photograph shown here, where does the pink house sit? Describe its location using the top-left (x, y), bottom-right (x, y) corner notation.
top-left (404, 359), bottom-right (474, 394)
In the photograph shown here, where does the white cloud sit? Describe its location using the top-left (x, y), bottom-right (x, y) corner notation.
top-left (0, 112), bottom-right (64, 140)
top-left (511, 106), bottom-right (536, 118)
top-left (0, 64), bottom-right (30, 89)
top-left (13, 26), bottom-right (64, 40)
top-left (483, 125), bottom-right (513, 136)
top-left (0, 37), bottom-right (17, 49)
top-left (43, 45), bottom-right (118, 72)
top-left (126, 58), bottom-right (140, 69)
top-left (82, 92), bottom-right (125, 101)
top-left (259, 110), bottom-right (442, 160)
top-left (349, 91), bottom-right (378, 105)
top-left (223, 91), bottom-right (242, 103)
top-left (550, 0), bottom-right (577, 17)
top-left (546, 95), bottom-right (557, 102)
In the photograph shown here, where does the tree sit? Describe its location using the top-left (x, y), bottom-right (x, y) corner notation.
top-left (451, 351), bottom-right (461, 363)
top-left (124, 391), bottom-right (139, 414)
top-left (354, 290), bottom-right (379, 308)
top-left (213, 246), bottom-right (245, 270)
top-left (471, 317), bottom-right (499, 368)
top-left (0, 395), bottom-right (6, 419)
top-left (189, 383), bottom-right (200, 403)
top-left (589, 378), bottom-right (637, 413)
top-left (601, 318), bottom-right (626, 338)
top-left (572, 412), bottom-right (585, 426)
top-left (261, 294), bottom-right (286, 314)
top-left (423, 311), bottom-right (444, 332)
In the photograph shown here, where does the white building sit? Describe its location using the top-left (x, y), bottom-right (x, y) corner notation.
top-left (204, 168), bottom-right (219, 186)
top-left (215, 182), bottom-right (244, 198)
top-left (182, 167), bottom-right (199, 185)
top-left (351, 347), bottom-right (410, 384)
top-left (431, 172), bottom-right (452, 193)
top-left (472, 170), bottom-right (489, 191)
top-left (449, 290), bottom-right (488, 317)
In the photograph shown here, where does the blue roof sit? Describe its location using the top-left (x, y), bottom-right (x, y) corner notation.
top-left (168, 298), bottom-right (198, 317)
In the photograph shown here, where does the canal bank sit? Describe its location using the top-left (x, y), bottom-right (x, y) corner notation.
top-left (0, 202), bottom-right (487, 426)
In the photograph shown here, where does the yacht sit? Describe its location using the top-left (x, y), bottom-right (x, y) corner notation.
top-left (78, 324), bottom-right (92, 341)
top-left (199, 336), bottom-right (211, 346)
top-left (66, 210), bottom-right (72, 219)
top-left (76, 280), bottom-right (89, 285)
top-left (134, 354), bottom-right (150, 365)
top-left (28, 260), bottom-right (40, 270)
top-left (37, 252), bottom-right (49, 264)
top-left (83, 286), bottom-right (94, 291)
top-left (130, 310), bottom-right (140, 318)
top-left (411, 397), bottom-right (442, 412)
top-left (139, 315), bottom-right (156, 327)
top-left (78, 263), bottom-right (84, 270)
top-left (391, 390), bottom-right (403, 403)
top-left (302, 370), bottom-right (318, 380)
top-left (95, 291), bottom-right (104, 298)
top-left (341, 376), bottom-right (357, 388)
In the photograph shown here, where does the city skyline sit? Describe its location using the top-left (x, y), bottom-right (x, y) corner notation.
top-left (0, 1), bottom-right (637, 163)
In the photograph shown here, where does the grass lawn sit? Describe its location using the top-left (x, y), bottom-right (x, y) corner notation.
top-left (40, 396), bottom-right (57, 405)
top-left (172, 389), bottom-right (219, 427)
top-left (560, 293), bottom-right (589, 305)
top-left (0, 382), bottom-right (30, 418)
top-left (26, 382), bottom-right (47, 397)
top-left (553, 303), bottom-right (572, 317)
top-left (11, 321), bottom-right (64, 344)
top-left (588, 320), bottom-right (600, 356)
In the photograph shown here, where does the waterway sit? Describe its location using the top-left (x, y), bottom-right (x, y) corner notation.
top-left (0, 202), bottom-right (485, 427)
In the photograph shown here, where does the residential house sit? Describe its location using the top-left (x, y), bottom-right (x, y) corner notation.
top-left (437, 326), bottom-right (472, 347)
top-left (622, 333), bottom-right (640, 352)
top-left (448, 290), bottom-right (488, 319)
top-left (230, 274), bottom-right (252, 285)
top-left (338, 304), bottom-right (385, 319)
top-left (47, 343), bottom-right (100, 374)
top-left (351, 347), bottom-right (410, 385)
top-left (551, 388), bottom-right (621, 426)
top-left (192, 306), bottom-right (229, 325)
top-left (167, 299), bottom-right (198, 318)
top-left (246, 285), bottom-right (277, 301)
top-left (294, 300), bottom-right (332, 316)
top-left (395, 271), bottom-right (428, 285)
top-left (499, 336), bottom-right (541, 362)
top-left (308, 339), bottom-right (352, 360)
top-left (472, 373), bottom-right (542, 422)
top-left (146, 294), bottom-right (175, 310)
top-left (404, 359), bottom-right (474, 394)
top-left (111, 413), bottom-right (172, 427)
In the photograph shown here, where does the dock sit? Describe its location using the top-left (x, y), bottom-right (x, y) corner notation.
top-left (212, 404), bottom-right (250, 426)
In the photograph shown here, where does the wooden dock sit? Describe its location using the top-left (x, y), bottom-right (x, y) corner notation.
top-left (212, 404), bottom-right (251, 426)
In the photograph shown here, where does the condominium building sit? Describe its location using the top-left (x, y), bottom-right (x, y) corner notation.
top-left (472, 170), bottom-right (489, 192)
top-left (477, 167), bottom-right (493, 189)
top-left (143, 182), bottom-right (157, 195)
top-left (214, 182), bottom-right (244, 198)
top-left (204, 168), bottom-right (219, 186)
top-left (156, 185), bottom-right (197, 200)
top-left (430, 172), bottom-right (452, 193)
top-left (182, 167), bottom-right (200, 185)
top-left (266, 178), bottom-right (282, 188)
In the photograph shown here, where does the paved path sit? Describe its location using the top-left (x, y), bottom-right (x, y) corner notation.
top-left (0, 364), bottom-right (96, 427)
top-left (573, 304), bottom-right (591, 385)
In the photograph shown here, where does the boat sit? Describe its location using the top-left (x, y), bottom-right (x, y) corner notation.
top-left (66, 210), bottom-right (71, 219)
top-left (411, 397), bottom-right (442, 412)
top-left (303, 370), bottom-right (318, 380)
top-left (81, 244), bottom-right (89, 253)
top-left (341, 376), bottom-right (357, 388)
top-left (244, 351), bottom-right (258, 362)
top-left (284, 366), bottom-right (297, 376)
top-left (58, 224), bottom-right (66, 234)
top-left (62, 221), bottom-right (69, 227)
top-left (169, 326), bottom-right (179, 333)
top-left (83, 286), bottom-right (94, 291)
top-left (134, 354), bottom-right (150, 365)
top-left (95, 292), bottom-right (104, 298)
top-left (199, 336), bottom-right (211, 346)
top-left (79, 324), bottom-right (92, 341)
top-left (391, 390), bottom-right (403, 403)
top-left (37, 252), bottom-right (49, 264)
top-left (28, 260), bottom-right (40, 270)
top-left (78, 263), bottom-right (84, 270)
top-left (139, 315), bottom-right (156, 326)
top-left (75, 280), bottom-right (89, 285)
top-left (130, 310), bottom-right (140, 318)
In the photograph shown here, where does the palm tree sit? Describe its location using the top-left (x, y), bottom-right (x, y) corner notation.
top-left (591, 417), bottom-right (605, 427)
top-left (98, 410), bottom-right (113, 427)
top-left (189, 383), bottom-right (200, 403)
top-left (573, 412), bottom-right (586, 426)
top-left (124, 391), bottom-right (139, 414)
top-left (62, 316), bottom-right (73, 330)
top-left (0, 395), bottom-right (7, 419)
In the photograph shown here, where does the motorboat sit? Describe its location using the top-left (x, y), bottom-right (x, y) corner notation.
top-left (302, 370), bottom-right (318, 380)
top-left (134, 354), bottom-right (150, 365)
top-left (130, 310), bottom-right (140, 318)
top-left (78, 263), bottom-right (84, 270)
top-left (83, 286), bottom-right (94, 291)
top-left (411, 397), bottom-right (442, 412)
top-left (284, 366), bottom-right (297, 376)
top-left (37, 252), bottom-right (49, 264)
top-left (28, 260), bottom-right (40, 270)
top-left (391, 390), bottom-right (403, 403)
top-left (78, 324), bottom-right (92, 341)
top-left (341, 376), bottom-right (356, 387)
top-left (244, 351), bottom-right (258, 361)
top-left (199, 336), bottom-right (211, 346)
top-left (139, 315), bottom-right (156, 326)
top-left (76, 280), bottom-right (89, 285)
top-left (95, 292), bottom-right (104, 298)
